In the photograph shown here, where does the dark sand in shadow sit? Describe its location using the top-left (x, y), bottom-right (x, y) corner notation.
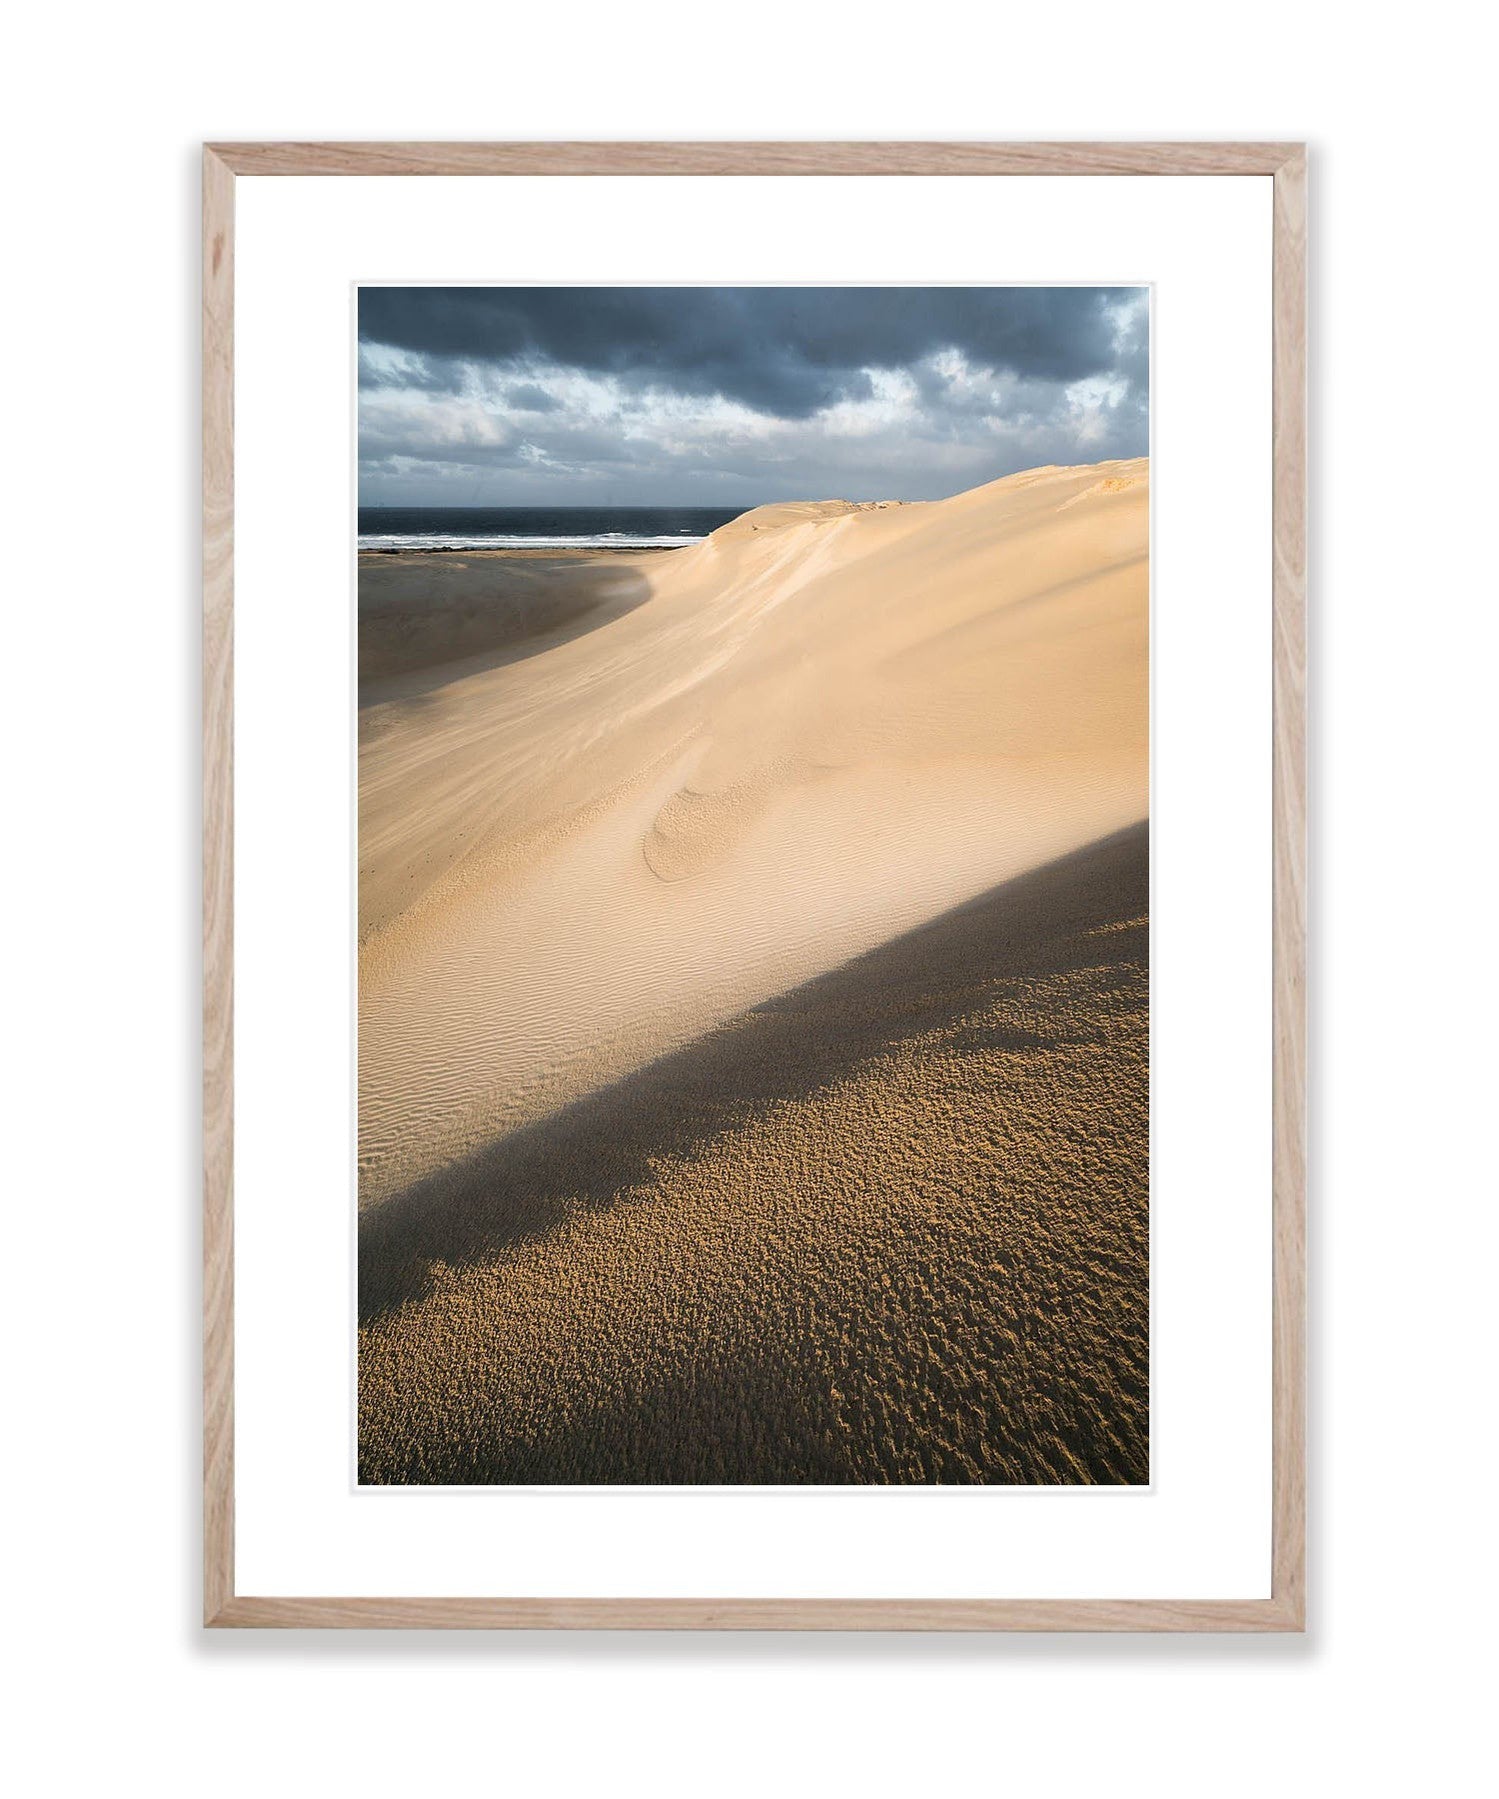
top-left (358, 550), bottom-right (664, 701)
top-left (359, 823), bottom-right (1149, 1486)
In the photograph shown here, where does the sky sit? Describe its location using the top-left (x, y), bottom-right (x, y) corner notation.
top-left (358, 287), bottom-right (1148, 509)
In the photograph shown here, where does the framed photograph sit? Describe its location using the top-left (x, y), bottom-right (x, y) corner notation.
top-left (204, 141), bottom-right (1305, 1629)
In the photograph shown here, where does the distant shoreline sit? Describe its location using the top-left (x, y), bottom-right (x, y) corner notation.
top-left (360, 544), bottom-right (689, 559)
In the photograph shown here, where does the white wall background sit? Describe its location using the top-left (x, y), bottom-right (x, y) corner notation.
top-left (3, 5), bottom-right (1492, 1794)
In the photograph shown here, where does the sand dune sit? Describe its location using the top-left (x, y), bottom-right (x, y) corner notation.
top-left (360, 825), bottom-right (1149, 1485)
top-left (357, 459), bottom-right (1149, 1213)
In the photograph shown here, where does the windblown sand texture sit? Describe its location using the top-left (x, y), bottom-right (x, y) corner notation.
top-left (358, 459), bottom-right (1150, 1484)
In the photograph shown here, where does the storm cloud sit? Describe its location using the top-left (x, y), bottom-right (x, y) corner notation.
top-left (358, 286), bottom-right (1147, 506)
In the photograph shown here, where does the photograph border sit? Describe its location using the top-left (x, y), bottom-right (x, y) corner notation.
top-left (203, 140), bottom-right (1306, 1631)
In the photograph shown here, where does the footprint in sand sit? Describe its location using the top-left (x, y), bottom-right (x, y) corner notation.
top-left (642, 757), bottom-right (836, 882)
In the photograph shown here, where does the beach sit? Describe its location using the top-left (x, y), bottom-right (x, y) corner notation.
top-left (358, 458), bottom-right (1150, 1484)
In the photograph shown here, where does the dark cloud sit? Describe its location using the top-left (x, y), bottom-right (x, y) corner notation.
top-left (359, 287), bottom-right (1137, 418)
top-left (357, 286), bottom-right (1148, 506)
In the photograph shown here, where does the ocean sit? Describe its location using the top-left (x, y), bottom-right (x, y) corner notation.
top-left (357, 505), bottom-right (746, 552)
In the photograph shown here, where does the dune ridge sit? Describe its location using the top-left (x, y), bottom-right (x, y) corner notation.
top-left (358, 459), bottom-right (1149, 1212)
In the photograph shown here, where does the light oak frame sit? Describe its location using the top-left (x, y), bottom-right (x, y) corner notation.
top-left (203, 140), bottom-right (1307, 1631)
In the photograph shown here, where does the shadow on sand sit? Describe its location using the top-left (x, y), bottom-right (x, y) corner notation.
top-left (358, 824), bottom-right (1150, 1487)
top-left (358, 553), bottom-right (657, 701)
top-left (360, 823), bottom-right (1148, 1327)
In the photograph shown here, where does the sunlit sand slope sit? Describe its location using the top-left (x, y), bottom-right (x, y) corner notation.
top-left (359, 825), bottom-right (1148, 1485)
top-left (357, 459), bottom-right (1149, 1211)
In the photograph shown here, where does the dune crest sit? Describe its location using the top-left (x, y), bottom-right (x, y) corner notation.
top-left (358, 459), bottom-right (1149, 1208)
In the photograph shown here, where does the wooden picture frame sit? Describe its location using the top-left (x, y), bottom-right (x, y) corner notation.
top-left (203, 140), bottom-right (1306, 1631)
